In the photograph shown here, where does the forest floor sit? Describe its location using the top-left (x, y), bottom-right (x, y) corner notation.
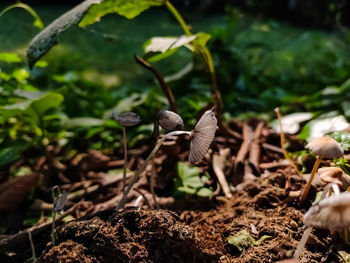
top-left (1, 120), bottom-right (348, 263)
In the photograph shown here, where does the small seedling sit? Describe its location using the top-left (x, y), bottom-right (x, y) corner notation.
top-left (115, 109), bottom-right (217, 210)
top-left (112, 111), bottom-right (141, 196)
top-left (299, 136), bottom-right (343, 203)
top-left (227, 230), bottom-right (272, 252)
top-left (51, 186), bottom-right (67, 246)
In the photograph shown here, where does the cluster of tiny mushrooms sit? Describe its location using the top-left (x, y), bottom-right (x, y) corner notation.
top-left (49, 108), bottom-right (350, 261)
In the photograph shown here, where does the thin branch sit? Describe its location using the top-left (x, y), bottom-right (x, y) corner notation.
top-left (135, 55), bottom-right (177, 113)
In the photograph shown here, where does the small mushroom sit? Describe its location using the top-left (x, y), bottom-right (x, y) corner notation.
top-left (112, 111), bottom-right (141, 195)
top-left (318, 167), bottom-right (350, 190)
top-left (189, 109), bottom-right (218, 164)
top-left (112, 111), bottom-right (141, 127)
top-left (158, 110), bottom-right (184, 130)
top-left (299, 136), bottom-right (343, 203)
top-left (304, 192), bottom-right (350, 229)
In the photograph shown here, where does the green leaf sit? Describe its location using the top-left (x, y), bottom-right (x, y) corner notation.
top-left (27, 0), bottom-right (100, 68)
top-left (144, 35), bottom-right (198, 54)
top-left (227, 230), bottom-right (272, 252)
top-left (176, 162), bottom-right (212, 196)
top-left (329, 131), bottom-right (350, 151)
top-left (0, 142), bottom-right (30, 167)
top-left (1, 90), bottom-right (64, 124)
top-left (298, 112), bottom-right (349, 141)
top-left (0, 53), bottom-right (21, 63)
top-left (196, 187), bottom-right (213, 197)
top-left (80, 0), bottom-right (165, 26)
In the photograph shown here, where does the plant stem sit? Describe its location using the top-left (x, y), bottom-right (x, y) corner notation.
top-left (165, 1), bottom-right (191, 36)
top-left (122, 126), bottom-right (127, 196)
top-left (299, 156), bottom-right (322, 203)
top-left (28, 231), bottom-right (37, 263)
top-left (51, 211), bottom-right (56, 246)
top-left (274, 108), bottom-right (301, 176)
top-left (165, 0), bottom-right (224, 115)
top-left (151, 156), bottom-right (160, 209)
top-left (115, 130), bottom-right (191, 211)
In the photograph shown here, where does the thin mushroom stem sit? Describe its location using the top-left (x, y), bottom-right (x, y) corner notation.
top-left (294, 183), bottom-right (334, 259)
top-left (115, 130), bottom-right (191, 211)
top-left (28, 231), bottom-right (37, 263)
top-left (293, 226), bottom-right (312, 259)
top-left (299, 155), bottom-right (322, 203)
top-left (274, 108), bottom-right (302, 176)
top-left (122, 126), bottom-right (127, 196)
top-left (151, 155), bottom-right (160, 209)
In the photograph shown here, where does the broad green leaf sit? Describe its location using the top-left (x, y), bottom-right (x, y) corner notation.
top-left (298, 112), bottom-right (349, 141)
top-left (144, 47), bottom-right (178, 63)
top-left (27, 0), bottom-right (100, 68)
top-left (0, 142), bottom-right (30, 167)
top-left (1, 90), bottom-right (64, 124)
top-left (196, 187), bottom-right (213, 197)
top-left (80, 0), bottom-right (165, 26)
top-left (176, 162), bottom-right (212, 196)
top-left (227, 230), bottom-right (272, 252)
top-left (177, 162), bottom-right (202, 187)
top-left (12, 69), bottom-right (30, 82)
top-left (0, 53), bottom-right (21, 63)
top-left (144, 35), bottom-right (198, 54)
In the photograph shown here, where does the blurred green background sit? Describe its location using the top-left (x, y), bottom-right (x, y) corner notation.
top-left (1, 0), bottom-right (350, 169)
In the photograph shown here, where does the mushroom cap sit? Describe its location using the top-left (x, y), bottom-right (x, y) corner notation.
top-left (189, 109), bottom-right (217, 164)
top-left (158, 110), bottom-right (184, 130)
top-left (305, 137), bottom-right (343, 158)
top-left (317, 167), bottom-right (343, 186)
top-left (303, 192), bottom-right (350, 229)
top-left (112, 111), bottom-right (141, 127)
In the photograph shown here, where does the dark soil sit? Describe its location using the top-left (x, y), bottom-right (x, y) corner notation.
top-left (34, 174), bottom-right (338, 263)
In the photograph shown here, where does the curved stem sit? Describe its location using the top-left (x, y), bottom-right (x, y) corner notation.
top-left (299, 156), bottom-right (322, 203)
top-left (115, 130), bottom-right (191, 211)
top-left (165, 0), bottom-right (224, 115)
top-left (122, 126), bottom-right (127, 196)
top-left (274, 108), bottom-right (301, 175)
top-left (165, 1), bottom-right (191, 36)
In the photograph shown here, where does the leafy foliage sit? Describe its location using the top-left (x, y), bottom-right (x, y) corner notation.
top-left (227, 230), bottom-right (272, 251)
top-left (80, 0), bottom-right (165, 26)
top-left (175, 162), bottom-right (213, 197)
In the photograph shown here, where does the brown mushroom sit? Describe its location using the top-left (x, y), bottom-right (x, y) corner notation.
top-left (189, 109), bottom-right (217, 164)
top-left (299, 137), bottom-right (343, 203)
top-left (158, 110), bottom-right (184, 131)
top-left (318, 167), bottom-right (350, 190)
top-left (304, 191), bottom-right (350, 229)
top-left (112, 111), bottom-right (141, 195)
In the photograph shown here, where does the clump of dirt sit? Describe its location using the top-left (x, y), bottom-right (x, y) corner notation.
top-left (43, 209), bottom-right (215, 262)
top-left (180, 173), bottom-right (334, 262)
top-left (39, 173), bottom-right (339, 263)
